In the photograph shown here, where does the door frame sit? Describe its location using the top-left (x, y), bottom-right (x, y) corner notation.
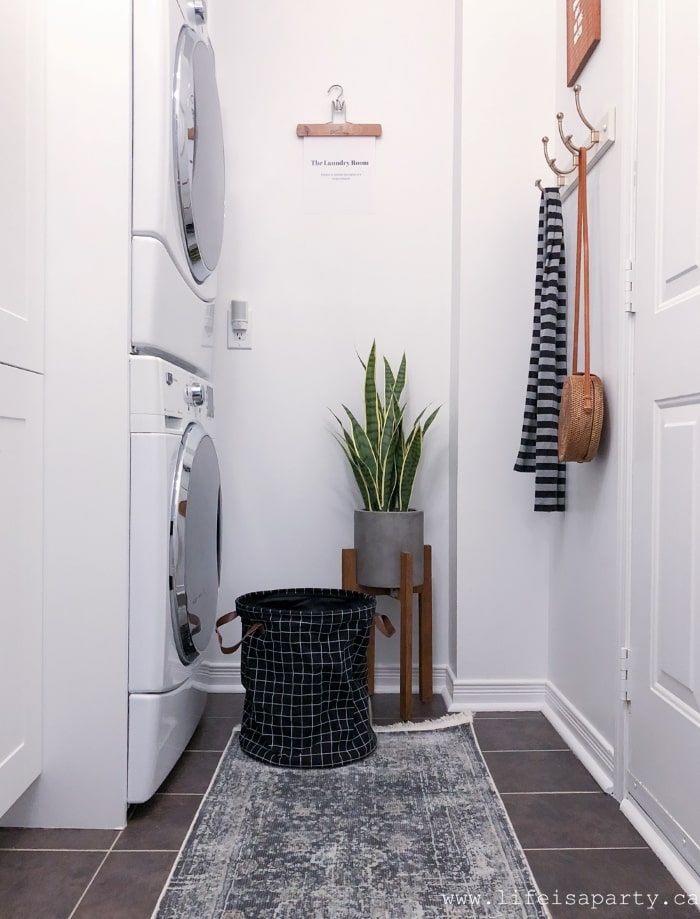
top-left (612, 0), bottom-right (640, 803)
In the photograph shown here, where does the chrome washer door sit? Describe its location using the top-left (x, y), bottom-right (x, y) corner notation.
top-left (170, 423), bottom-right (221, 664)
top-left (173, 27), bottom-right (225, 282)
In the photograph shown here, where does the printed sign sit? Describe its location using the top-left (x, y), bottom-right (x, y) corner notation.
top-left (302, 136), bottom-right (375, 214)
top-left (566, 0), bottom-right (601, 86)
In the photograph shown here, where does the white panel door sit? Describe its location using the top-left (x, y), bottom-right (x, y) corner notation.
top-left (628, 0), bottom-right (700, 875)
top-left (0, 0), bottom-right (45, 373)
top-left (0, 365), bottom-right (43, 816)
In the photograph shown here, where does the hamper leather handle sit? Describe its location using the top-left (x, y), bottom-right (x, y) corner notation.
top-left (571, 145), bottom-right (593, 414)
top-left (374, 613), bottom-right (396, 638)
top-left (215, 610), bottom-right (265, 655)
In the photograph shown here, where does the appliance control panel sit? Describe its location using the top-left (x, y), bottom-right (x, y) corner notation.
top-left (167, 374), bottom-right (213, 419)
top-left (130, 357), bottom-right (215, 433)
top-left (183, 381), bottom-right (215, 417)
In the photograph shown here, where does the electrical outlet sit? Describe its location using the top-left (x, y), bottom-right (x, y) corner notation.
top-left (228, 303), bottom-right (252, 350)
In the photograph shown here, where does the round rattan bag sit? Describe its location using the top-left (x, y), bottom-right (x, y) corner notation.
top-left (558, 372), bottom-right (604, 463)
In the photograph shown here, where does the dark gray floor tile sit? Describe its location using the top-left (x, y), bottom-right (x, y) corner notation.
top-left (526, 848), bottom-right (699, 918)
top-left (474, 716), bottom-right (569, 751)
top-left (483, 750), bottom-right (601, 793)
top-left (186, 717), bottom-right (237, 752)
top-left (0, 826), bottom-right (118, 850)
top-left (370, 693), bottom-right (447, 722)
top-left (474, 710), bottom-right (546, 720)
top-left (204, 692), bottom-right (244, 719)
top-left (115, 794), bottom-right (202, 851)
top-left (72, 850), bottom-right (176, 919)
top-left (504, 792), bottom-right (648, 850)
top-left (0, 849), bottom-right (104, 919)
top-left (156, 751), bottom-right (222, 795)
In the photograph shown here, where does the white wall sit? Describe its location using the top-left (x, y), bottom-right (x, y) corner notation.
top-left (207, 0), bottom-right (456, 681)
top-left (206, 0), bottom-right (559, 698)
top-left (449, 0), bottom-right (557, 705)
top-left (2, 0), bottom-right (132, 829)
top-left (547, 2), bottom-right (634, 755)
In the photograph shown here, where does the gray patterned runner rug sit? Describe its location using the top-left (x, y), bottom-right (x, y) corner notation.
top-left (153, 713), bottom-right (548, 919)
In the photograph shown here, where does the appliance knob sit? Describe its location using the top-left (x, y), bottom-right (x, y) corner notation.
top-left (185, 383), bottom-right (205, 407)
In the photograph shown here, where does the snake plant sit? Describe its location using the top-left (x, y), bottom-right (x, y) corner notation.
top-left (332, 341), bottom-right (440, 512)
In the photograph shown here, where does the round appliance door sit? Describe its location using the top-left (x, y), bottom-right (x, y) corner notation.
top-left (170, 423), bottom-right (222, 664)
top-left (173, 27), bottom-right (225, 283)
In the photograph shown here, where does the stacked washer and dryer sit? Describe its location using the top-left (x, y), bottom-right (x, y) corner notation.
top-left (128, 0), bottom-right (226, 803)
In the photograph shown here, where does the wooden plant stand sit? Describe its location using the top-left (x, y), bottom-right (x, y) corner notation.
top-left (342, 545), bottom-right (433, 722)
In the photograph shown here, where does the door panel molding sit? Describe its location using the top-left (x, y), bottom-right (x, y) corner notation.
top-left (650, 400), bottom-right (700, 717)
top-left (659, 1), bottom-right (700, 294)
top-left (0, 366), bottom-right (43, 816)
top-left (0, 0), bottom-right (45, 372)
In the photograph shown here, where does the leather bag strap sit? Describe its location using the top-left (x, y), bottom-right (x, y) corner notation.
top-left (572, 145), bottom-right (593, 413)
top-left (374, 613), bottom-right (396, 638)
top-left (214, 610), bottom-right (265, 655)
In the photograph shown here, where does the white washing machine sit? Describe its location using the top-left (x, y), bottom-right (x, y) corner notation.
top-left (128, 355), bottom-right (221, 803)
top-left (132, 0), bottom-right (225, 379)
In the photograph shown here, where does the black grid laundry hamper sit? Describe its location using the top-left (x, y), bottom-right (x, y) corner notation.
top-left (235, 588), bottom-right (377, 768)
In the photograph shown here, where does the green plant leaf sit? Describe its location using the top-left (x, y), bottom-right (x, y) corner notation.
top-left (330, 409), bottom-right (361, 461)
top-left (422, 405), bottom-right (441, 435)
top-left (363, 342), bottom-right (381, 454)
top-left (383, 357), bottom-right (395, 407)
top-left (398, 426), bottom-right (422, 511)
top-left (331, 434), bottom-right (373, 508)
top-left (342, 405), bottom-right (380, 507)
top-left (377, 397), bottom-right (402, 510)
top-left (392, 353), bottom-right (407, 404)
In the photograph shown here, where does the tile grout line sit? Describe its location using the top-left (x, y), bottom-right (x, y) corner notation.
top-left (479, 748), bottom-right (571, 753)
top-left (0, 847), bottom-right (114, 853)
top-left (108, 848), bottom-right (181, 853)
top-left (473, 716), bottom-right (546, 721)
top-left (66, 827), bottom-right (126, 919)
top-left (523, 846), bottom-right (651, 852)
top-left (0, 845), bottom-right (181, 853)
top-left (184, 749), bottom-right (229, 754)
top-left (499, 791), bottom-right (603, 796)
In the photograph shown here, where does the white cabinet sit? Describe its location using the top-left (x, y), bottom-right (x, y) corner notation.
top-left (0, 0), bottom-right (45, 816)
top-left (0, 366), bottom-right (43, 816)
top-left (0, 0), bottom-right (45, 372)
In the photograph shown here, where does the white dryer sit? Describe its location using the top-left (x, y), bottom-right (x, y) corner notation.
top-left (128, 355), bottom-right (221, 803)
top-left (132, 0), bottom-right (225, 379)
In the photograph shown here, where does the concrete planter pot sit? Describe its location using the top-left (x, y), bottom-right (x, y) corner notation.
top-left (354, 509), bottom-right (424, 588)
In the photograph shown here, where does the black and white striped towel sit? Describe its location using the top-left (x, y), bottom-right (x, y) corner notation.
top-left (514, 188), bottom-right (567, 511)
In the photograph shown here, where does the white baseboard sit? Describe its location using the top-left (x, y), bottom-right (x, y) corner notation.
top-left (543, 681), bottom-right (615, 793)
top-left (440, 676), bottom-right (615, 792)
top-left (195, 661), bottom-right (449, 695)
top-left (444, 668), bottom-right (547, 711)
top-left (370, 665), bottom-right (449, 695)
top-left (621, 796), bottom-right (700, 900)
top-left (194, 661), bottom-right (243, 692)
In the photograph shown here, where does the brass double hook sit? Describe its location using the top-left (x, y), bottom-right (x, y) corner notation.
top-left (535, 84), bottom-right (601, 190)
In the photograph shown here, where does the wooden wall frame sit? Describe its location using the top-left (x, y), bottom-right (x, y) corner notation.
top-left (566, 0), bottom-right (601, 87)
